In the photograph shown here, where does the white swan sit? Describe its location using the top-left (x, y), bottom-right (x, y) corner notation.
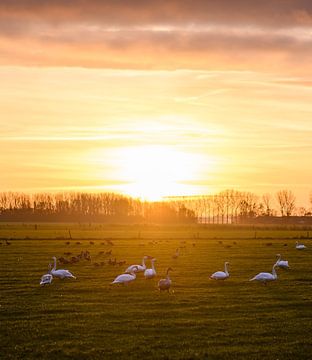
top-left (111, 266), bottom-right (139, 285)
top-left (125, 255), bottom-right (151, 273)
top-left (296, 241), bottom-right (307, 250)
top-left (275, 254), bottom-right (290, 269)
top-left (250, 264), bottom-right (278, 284)
top-left (158, 267), bottom-right (173, 292)
top-left (51, 256), bottom-right (76, 279)
top-left (210, 262), bottom-right (230, 280)
top-left (144, 258), bottom-right (157, 279)
top-left (40, 274), bottom-right (53, 286)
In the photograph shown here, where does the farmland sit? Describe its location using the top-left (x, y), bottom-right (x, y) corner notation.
top-left (1, 224), bottom-right (312, 359)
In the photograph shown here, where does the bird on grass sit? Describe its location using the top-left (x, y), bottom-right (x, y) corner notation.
top-left (296, 241), bottom-right (307, 250)
top-left (125, 255), bottom-right (151, 273)
top-left (50, 256), bottom-right (76, 280)
top-left (158, 267), bottom-right (173, 292)
top-left (275, 254), bottom-right (290, 269)
top-left (249, 264), bottom-right (278, 285)
top-left (144, 258), bottom-right (157, 279)
top-left (210, 262), bottom-right (230, 280)
top-left (111, 266), bottom-right (139, 285)
top-left (40, 263), bottom-right (53, 286)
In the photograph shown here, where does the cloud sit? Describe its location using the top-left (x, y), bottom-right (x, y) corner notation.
top-left (0, 1), bottom-right (311, 72)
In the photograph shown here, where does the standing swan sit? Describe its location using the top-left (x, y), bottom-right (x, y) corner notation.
top-left (275, 254), bottom-right (290, 269)
top-left (210, 262), bottom-right (230, 280)
top-left (144, 258), bottom-right (157, 279)
top-left (158, 267), bottom-right (173, 292)
top-left (111, 266), bottom-right (139, 285)
top-left (250, 264), bottom-right (278, 284)
top-left (125, 255), bottom-right (151, 273)
top-left (296, 241), bottom-right (307, 250)
top-left (51, 256), bottom-right (76, 279)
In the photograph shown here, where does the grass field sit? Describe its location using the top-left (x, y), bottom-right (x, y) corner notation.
top-left (1, 224), bottom-right (312, 359)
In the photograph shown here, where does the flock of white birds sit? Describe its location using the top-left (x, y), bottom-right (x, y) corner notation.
top-left (40, 240), bottom-right (308, 290)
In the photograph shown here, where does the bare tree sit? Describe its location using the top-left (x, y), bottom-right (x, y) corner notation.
top-left (262, 193), bottom-right (273, 216)
top-left (276, 189), bottom-right (296, 216)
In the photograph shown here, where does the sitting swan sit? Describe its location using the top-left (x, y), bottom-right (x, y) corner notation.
top-left (51, 256), bottom-right (76, 279)
top-left (111, 266), bottom-right (139, 285)
top-left (250, 264), bottom-right (278, 284)
top-left (210, 262), bottom-right (230, 280)
top-left (144, 258), bottom-right (157, 279)
top-left (296, 241), bottom-right (307, 250)
top-left (158, 267), bottom-right (173, 292)
top-left (275, 254), bottom-right (290, 269)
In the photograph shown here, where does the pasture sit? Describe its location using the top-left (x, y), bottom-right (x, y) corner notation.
top-left (1, 224), bottom-right (312, 359)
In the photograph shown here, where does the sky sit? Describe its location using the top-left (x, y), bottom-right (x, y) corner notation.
top-left (0, 1), bottom-right (312, 206)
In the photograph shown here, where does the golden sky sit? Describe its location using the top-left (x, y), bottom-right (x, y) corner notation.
top-left (0, 1), bottom-right (311, 205)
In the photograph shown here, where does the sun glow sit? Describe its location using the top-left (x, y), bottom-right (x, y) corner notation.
top-left (112, 145), bottom-right (205, 201)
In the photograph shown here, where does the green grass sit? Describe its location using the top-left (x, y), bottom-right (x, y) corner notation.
top-left (1, 224), bottom-right (312, 359)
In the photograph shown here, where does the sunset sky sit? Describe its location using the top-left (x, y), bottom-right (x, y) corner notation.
top-left (0, 1), bottom-right (311, 205)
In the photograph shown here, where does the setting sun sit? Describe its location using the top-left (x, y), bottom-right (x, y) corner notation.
top-left (111, 145), bottom-right (206, 201)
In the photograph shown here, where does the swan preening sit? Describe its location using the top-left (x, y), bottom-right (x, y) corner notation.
top-left (144, 258), bottom-right (157, 279)
top-left (250, 264), bottom-right (278, 284)
top-left (50, 256), bottom-right (76, 279)
top-left (296, 241), bottom-right (307, 250)
top-left (210, 262), bottom-right (230, 280)
top-left (40, 273), bottom-right (53, 286)
top-left (125, 255), bottom-right (151, 273)
top-left (275, 254), bottom-right (290, 269)
top-left (111, 266), bottom-right (139, 285)
top-left (158, 267), bottom-right (173, 292)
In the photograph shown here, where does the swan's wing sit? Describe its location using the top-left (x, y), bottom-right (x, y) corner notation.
top-left (112, 274), bottom-right (134, 283)
top-left (210, 271), bottom-right (226, 279)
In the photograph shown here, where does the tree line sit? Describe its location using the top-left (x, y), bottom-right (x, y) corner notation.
top-left (0, 192), bottom-right (196, 223)
top-left (0, 189), bottom-right (311, 224)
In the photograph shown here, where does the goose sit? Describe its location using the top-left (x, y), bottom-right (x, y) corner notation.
top-left (158, 267), bottom-right (173, 292)
top-left (210, 262), bottom-right (230, 280)
top-left (51, 256), bottom-right (76, 279)
top-left (125, 255), bottom-right (151, 273)
top-left (144, 258), bottom-right (157, 279)
top-left (296, 241), bottom-right (307, 250)
top-left (250, 264), bottom-right (278, 284)
top-left (111, 266), bottom-right (139, 285)
top-left (275, 254), bottom-right (290, 269)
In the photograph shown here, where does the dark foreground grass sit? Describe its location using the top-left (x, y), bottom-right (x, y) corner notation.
top-left (1, 225), bottom-right (312, 359)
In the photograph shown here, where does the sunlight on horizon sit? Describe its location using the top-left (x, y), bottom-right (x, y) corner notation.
top-left (96, 145), bottom-right (215, 201)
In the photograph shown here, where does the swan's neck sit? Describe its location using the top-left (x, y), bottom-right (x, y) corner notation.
top-left (151, 261), bottom-right (155, 271)
top-left (272, 265), bottom-right (277, 278)
top-left (277, 254), bottom-right (281, 262)
top-left (142, 257), bottom-right (146, 267)
top-left (224, 263), bottom-right (229, 275)
top-left (166, 270), bottom-right (171, 280)
top-left (52, 257), bottom-right (57, 271)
